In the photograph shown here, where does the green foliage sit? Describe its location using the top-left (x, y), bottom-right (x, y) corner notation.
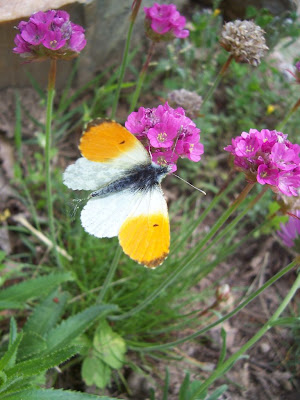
top-left (0, 273), bottom-right (74, 310)
top-left (1, 389), bottom-right (119, 399)
top-left (0, 294), bottom-right (119, 398)
top-left (6, 2), bottom-right (300, 398)
top-left (82, 319), bottom-right (126, 389)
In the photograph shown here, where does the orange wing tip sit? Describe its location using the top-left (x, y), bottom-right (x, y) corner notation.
top-left (79, 119), bottom-right (138, 162)
top-left (140, 252), bottom-right (169, 268)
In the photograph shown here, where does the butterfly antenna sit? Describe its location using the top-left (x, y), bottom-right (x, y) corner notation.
top-left (172, 174), bottom-right (206, 195)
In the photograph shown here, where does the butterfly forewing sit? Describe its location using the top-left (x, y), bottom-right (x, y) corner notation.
top-left (79, 119), bottom-right (150, 165)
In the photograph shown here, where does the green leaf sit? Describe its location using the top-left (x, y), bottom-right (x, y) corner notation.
top-left (23, 289), bottom-right (69, 336)
top-left (0, 273), bottom-right (74, 305)
top-left (46, 304), bottom-right (118, 352)
top-left (206, 384), bottom-right (228, 400)
top-left (178, 372), bottom-right (190, 400)
top-left (6, 346), bottom-right (78, 379)
top-left (82, 355), bottom-right (111, 389)
top-left (0, 332), bottom-right (23, 371)
top-left (2, 388), bottom-right (119, 399)
top-left (17, 332), bottom-right (47, 361)
top-left (93, 319), bottom-right (126, 369)
top-left (0, 375), bottom-right (24, 395)
top-left (0, 371), bottom-right (7, 386)
top-left (18, 290), bottom-right (69, 360)
top-left (0, 302), bottom-right (23, 311)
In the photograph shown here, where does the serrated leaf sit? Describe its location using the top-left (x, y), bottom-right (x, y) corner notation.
top-left (0, 375), bottom-right (24, 395)
top-left (46, 304), bottom-right (118, 352)
top-left (6, 346), bottom-right (78, 379)
top-left (93, 320), bottom-right (126, 369)
top-left (23, 289), bottom-right (69, 336)
top-left (2, 388), bottom-right (119, 399)
top-left (18, 290), bottom-right (69, 360)
top-left (17, 332), bottom-right (47, 361)
top-left (0, 332), bottom-right (23, 371)
top-left (0, 273), bottom-right (73, 304)
top-left (82, 355), bottom-right (111, 389)
top-left (0, 302), bottom-right (23, 311)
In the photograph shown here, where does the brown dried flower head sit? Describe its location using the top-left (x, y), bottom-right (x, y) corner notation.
top-left (167, 89), bottom-right (203, 119)
top-left (220, 20), bottom-right (269, 67)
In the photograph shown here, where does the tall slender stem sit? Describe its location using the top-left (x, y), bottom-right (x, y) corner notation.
top-left (191, 265), bottom-right (300, 399)
top-left (111, 18), bottom-right (135, 119)
top-left (202, 54), bottom-right (233, 107)
top-left (276, 98), bottom-right (300, 132)
top-left (97, 246), bottom-right (122, 303)
top-left (127, 258), bottom-right (298, 351)
top-left (129, 41), bottom-right (156, 113)
top-left (45, 59), bottom-right (61, 268)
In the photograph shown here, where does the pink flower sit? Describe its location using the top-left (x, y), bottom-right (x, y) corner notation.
top-left (277, 210), bottom-right (300, 249)
top-left (257, 164), bottom-right (278, 185)
top-left (125, 102), bottom-right (203, 172)
top-left (225, 129), bottom-right (300, 196)
top-left (13, 9), bottom-right (86, 61)
top-left (144, 3), bottom-right (189, 42)
top-left (152, 150), bottom-right (178, 172)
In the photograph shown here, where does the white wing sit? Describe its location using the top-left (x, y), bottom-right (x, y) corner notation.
top-left (63, 157), bottom-right (130, 191)
top-left (80, 188), bottom-right (145, 238)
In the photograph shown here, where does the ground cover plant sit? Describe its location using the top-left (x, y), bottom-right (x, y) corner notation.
top-left (0, 1), bottom-right (300, 399)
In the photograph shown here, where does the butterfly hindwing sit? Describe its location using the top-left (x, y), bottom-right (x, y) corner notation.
top-left (118, 186), bottom-right (170, 268)
top-left (80, 189), bottom-right (144, 238)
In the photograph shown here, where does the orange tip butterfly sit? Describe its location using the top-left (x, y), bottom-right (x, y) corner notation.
top-left (63, 119), bottom-right (171, 268)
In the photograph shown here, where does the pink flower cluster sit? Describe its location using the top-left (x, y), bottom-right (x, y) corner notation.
top-left (144, 3), bottom-right (189, 41)
top-left (277, 209), bottom-right (300, 248)
top-left (13, 10), bottom-right (86, 61)
top-left (225, 129), bottom-right (300, 196)
top-left (125, 103), bottom-right (203, 172)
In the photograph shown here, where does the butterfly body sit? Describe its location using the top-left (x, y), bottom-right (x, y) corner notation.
top-left (90, 162), bottom-right (169, 198)
top-left (63, 119), bottom-right (171, 268)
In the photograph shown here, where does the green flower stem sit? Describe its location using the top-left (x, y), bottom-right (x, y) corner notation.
top-left (45, 59), bottom-right (62, 268)
top-left (110, 181), bottom-right (254, 321)
top-left (111, 19), bottom-right (135, 119)
top-left (129, 40), bottom-right (156, 113)
top-left (202, 54), bottom-right (233, 107)
top-left (172, 173), bottom-right (244, 253)
top-left (276, 98), bottom-right (300, 132)
top-left (191, 264), bottom-right (300, 399)
top-left (97, 246), bottom-right (122, 303)
top-left (200, 186), bottom-right (268, 259)
top-left (127, 257), bottom-right (298, 351)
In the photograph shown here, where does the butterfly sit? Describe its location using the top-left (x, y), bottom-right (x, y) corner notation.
top-left (63, 119), bottom-right (171, 268)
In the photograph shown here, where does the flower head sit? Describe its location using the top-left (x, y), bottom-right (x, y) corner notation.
top-left (144, 3), bottom-right (189, 42)
top-left (220, 20), bottom-right (268, 66)
top-left (277, 209), bottom-right (300, 249)
top-left (125, 102), bottom-right (203, 172)
top-left (13, 9), bottom-right (86, 61)
top-left (224, 129), bottom-right (300, 196)
top-left (167, 89), bottom-right (203, 119)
